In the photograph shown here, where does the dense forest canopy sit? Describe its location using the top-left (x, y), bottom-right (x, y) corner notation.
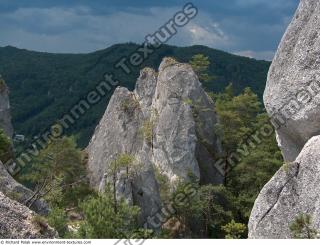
top-left (0, 44), bottom-right (270, 147)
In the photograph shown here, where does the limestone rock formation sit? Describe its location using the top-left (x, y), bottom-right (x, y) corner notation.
top-left (87, 58), bottom-right (223, 225)
top-left (0, 160), bottom-right (49, 215)
top-left (0, 191), bottom-right (57, 239)
top-left (152, 58), bottom-right (223, 184)
top-left (249, 0), bottom-right (320, 238)
top-left (264, 0), bottom-right (320, 162)
top-left (0, 75), bottom-right (13, 138)
top-left (249, 136), bottom-right (320, 239)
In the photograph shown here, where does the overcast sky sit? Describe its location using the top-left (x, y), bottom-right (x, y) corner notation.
top-left (0, 0), bottom-right (299, 60)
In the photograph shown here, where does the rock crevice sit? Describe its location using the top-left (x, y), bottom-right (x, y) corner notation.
top-left (249, 137), bottom-right (320, 238)
top-left (249, 0), bottom-right (320, 238)
top-left (264, 0), bottom-right (320, 162)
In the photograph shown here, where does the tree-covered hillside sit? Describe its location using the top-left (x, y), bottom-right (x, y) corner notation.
top-left (0, 43), bottom-right (270, 147)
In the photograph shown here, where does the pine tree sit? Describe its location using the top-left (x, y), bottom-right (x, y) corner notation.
top-left (78, 187), bottom-right (147, 239)
top-left (22, 137), bottom-right (87, 208)
top-left (105, 154), bottom-right (138, 213)
top-left (189, 54), bottom-right (212, 83)
top-left (213, 84), bottom-right (261, 184)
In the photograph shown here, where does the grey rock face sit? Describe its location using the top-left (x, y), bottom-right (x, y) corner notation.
top-left (0, 161), bottom-right (49, 215)
top-left (250, 1), bottom-right (320, 238)
top-left (87, 58), bottom-right (223, 224)
top-left (249, 136), bottom-right (320, 239)
top-left (264, 0), bottom-right (320, 162)
top-left (87, 84), bottom-right (161, 224)
top-left (152, 58), bottom-right (223, 184)
top-left (0, 191), bottom-right (57, 239)
top-left (0, 76), bottom-right (13, 138)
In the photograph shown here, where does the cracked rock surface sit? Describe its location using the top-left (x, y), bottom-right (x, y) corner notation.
top-left (249, 136), bottom-right (320, 238)
top-left (264, 0), bottom-right (320, 162)
top-left (250, 0), bottom-right (320, 238)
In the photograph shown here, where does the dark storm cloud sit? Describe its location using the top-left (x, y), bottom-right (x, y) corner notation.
top-left (0, 0), bottom-right (299, 60)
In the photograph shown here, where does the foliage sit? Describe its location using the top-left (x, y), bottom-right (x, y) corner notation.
top-left (22, 136), bottom-right (88, 208)
top-left (154, 166), bottom-right (171, 202)
top-left (0, 44), bottom-right (270, 147)
top-left (78, 188), bottom-right (143, 239)
top-left (227, 113), bottom-right (283, 221)
top-left (172, 182), bottom-right (236, 238)
top-left (106, 154), bottom-right (138, 213)
top-left (212, 84), bottom-right (262, 184)
top-left (211, 85), bottom-right (283, 230)
top-left (109, 154), bottom-right (136, 174)
top-left (140, 119), bottom-right (154, 145)
top-left (120, 98), bottom-right (139, 116)
top-left (66, 85), bottom-right (281, 239)
top-left (0, 45), bottom-right (282, 239)
top-left (130, 228), bottom-right (155, 239)
top-left (47, 207), bottom-right (68, 237)
top-left (290, 214), bottom-right (318, 239)
top-left (221, 220), bottom-right (246, 239)
top-left (32, 215), bottom-right (49, 233)
top-left (189, 54), bottom-right (212, 83)
top-left (0, 129), bottom-right (11, 163)
top-left (214, 84), bottom-right (261, 151)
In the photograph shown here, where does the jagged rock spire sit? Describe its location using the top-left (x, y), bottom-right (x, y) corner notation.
top-left (86, 57), bottom-right (223, 226)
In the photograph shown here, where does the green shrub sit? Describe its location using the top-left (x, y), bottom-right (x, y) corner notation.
top-left (32, 215), bottom-right (49, 232)
top-left (154, 166), bottom-right (170, 201)
top-left (221, 220), bottom-right (246, 239)
top-left (78, 189), bottom-right (144, 239)
top-left (140, 120), bottom-right (154, 145)
top-left (0, 129), bottom-right (11, 163)
top-left (47, 207), bottom-right (68, 237)
top-left (120, 98), bottom-right (139, 116)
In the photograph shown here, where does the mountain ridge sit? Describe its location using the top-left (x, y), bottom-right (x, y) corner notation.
top-left (0, 43), bottom-right (270, 147)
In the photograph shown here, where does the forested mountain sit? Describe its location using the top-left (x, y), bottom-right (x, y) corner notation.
top-left (0, 43), bottom-right (270, 147)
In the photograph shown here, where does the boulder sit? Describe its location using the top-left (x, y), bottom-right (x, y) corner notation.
top-left (249, 136), bottom-right (320, 239)
top-left (264, 0), bottom-right (320, 162)
top-left (87, 58), bottom-right (223, 225)
top-left (250, 1), bottom-right (320, 238)
top-left (0, 191), bottom-right (57, 239)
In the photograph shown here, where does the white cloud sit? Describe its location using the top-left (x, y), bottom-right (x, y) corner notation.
top-left (0, 7), bottom-right (147, 52)
top-left (0, 5), bottom-right (232, 54)
top-left (0, 2), bottom-right (298, 61)
top-left (1, 6), bottom-right (219, 53)
top-left (185, 22), bottom-right (230, 47)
